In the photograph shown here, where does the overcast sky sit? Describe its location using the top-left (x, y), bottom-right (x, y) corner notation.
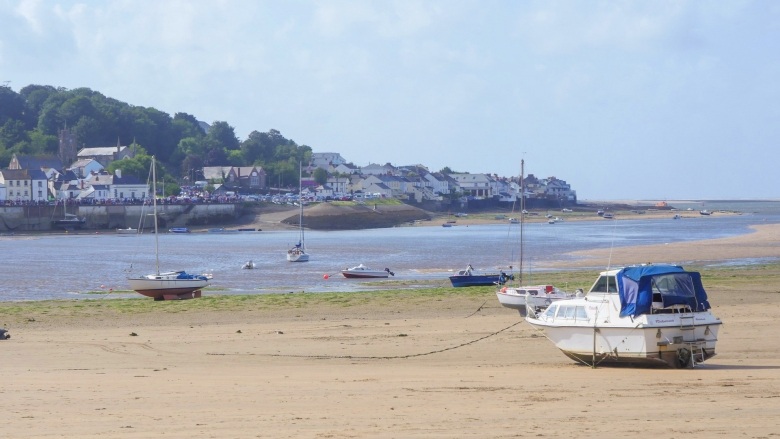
top-left (2, 0), bottom-right (778, 200)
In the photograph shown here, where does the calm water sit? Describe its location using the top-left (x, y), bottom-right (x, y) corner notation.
top-left (3, 201), bottom-right (780, 301)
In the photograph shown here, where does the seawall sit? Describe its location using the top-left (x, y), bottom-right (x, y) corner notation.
top-left (0, 204), bottom-right (239, 232)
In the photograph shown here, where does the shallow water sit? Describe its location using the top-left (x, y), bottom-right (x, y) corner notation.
top-left (3, 204), bottom-right (780, 301)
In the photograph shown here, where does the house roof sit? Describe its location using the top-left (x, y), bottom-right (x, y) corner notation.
top-left (1, 169), bottom-right (47, 180)
top-left (12, 154), bottom-right (63, 171)
top-left (77, 146), bottom-right (127, 157)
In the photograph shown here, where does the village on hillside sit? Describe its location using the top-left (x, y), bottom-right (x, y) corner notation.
top-left (0, 133), bottom-right (577, 210)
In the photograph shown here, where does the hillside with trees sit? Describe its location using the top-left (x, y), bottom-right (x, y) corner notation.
top-left (0, 84), bottom-right (311, 187)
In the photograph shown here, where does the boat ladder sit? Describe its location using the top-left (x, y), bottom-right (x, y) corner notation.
top-left (679, 315), bottom-right (705, 368)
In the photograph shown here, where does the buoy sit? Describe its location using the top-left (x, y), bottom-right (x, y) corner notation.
top-left (323, 274), bottom-right (329, 279)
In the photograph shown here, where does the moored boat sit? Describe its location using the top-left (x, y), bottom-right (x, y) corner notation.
top-left (287, 162), bottom-right (310, 262)
top-left (496, 159), bottom-right (573, 315)
top-left (116, 227), bottom-right (138, 234)
top-left (168, 227), bottom-right (191, 233)
top-left (449, 264), bottom-right (513, 287)
top-left (127, 157), bottom-right (210, 300)
top-left (342, 264), bottom-right (394, 278)
top-left (497, 284), bottom-right (576, 317)
top-left (524, 264), bottom-right (722, 368)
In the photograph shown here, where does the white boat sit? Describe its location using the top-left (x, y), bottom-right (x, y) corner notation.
top-left (341, 264), bottom-right (394, 278)
top-left (525, 264), bottom-right (722, 368)
top-left (127, 156), bottom-right (210, 300)
top-left (242, 260), bottom-right (256, 269)
top-left (496, 159), bottom-right (573, 316)
top-left (497, 284), bottom-right (577, 317)
top-left (287, 163), bottom-right (309, 262)
top-left (116, 227), bottom-right (138, 234)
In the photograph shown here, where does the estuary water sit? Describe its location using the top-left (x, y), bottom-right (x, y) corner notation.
top-left (3, 200), bottom-right (780, 301)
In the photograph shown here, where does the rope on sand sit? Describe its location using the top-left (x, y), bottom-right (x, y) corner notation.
top-left (207, 304), bottom-right (522, 360)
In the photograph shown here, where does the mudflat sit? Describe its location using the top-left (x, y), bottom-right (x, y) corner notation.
top-left (2, 224), bottom-right (780, 438)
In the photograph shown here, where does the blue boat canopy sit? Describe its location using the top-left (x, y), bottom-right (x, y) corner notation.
top-left (617, 265), bottom-right (711, 318)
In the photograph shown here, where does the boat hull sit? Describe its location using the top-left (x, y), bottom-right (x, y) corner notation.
top-left (53, 219), bottom-right (86, 230)
top-left (496, 286), bottom-right (573, 317)
top-left (287, 252), bottom-right (309, 262)
top-left (342, 272), bottom-right (389, 278)
top-left (127, 275), bottom-right (208, 300)
top-left (450, 274), bottom-right (502, 287)
top-left (526, 315), bottom-right (721, 368)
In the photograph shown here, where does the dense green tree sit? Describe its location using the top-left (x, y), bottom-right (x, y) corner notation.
top-left (3, 84), bottom-right (329, 183)
top-left (313, 167), bottom-right (328, 185)
top-left (0, 119), bottom-right (29, 149)
top-left (207, 121), bottom-right (239, 151)
top-left (0, 86), bottom-right (27, 127)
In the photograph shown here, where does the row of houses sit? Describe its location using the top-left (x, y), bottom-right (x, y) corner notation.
top-left (0, 148), bottom-right (577, 206)
top-left (0, 146), bottom-right (147, 204)
top-left (305, 153), bottom-right (577, 204)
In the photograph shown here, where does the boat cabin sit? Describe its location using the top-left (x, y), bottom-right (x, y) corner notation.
top-left (585, 265), bottom-right (712, 318)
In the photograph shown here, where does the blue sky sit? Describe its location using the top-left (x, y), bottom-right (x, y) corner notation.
top-left (1, 0), bottom-right (778, 200)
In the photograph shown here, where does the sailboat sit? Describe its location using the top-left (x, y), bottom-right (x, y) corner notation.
top-left (287, 162), bottom-right (309, 262)
top-left (127, 156), bottom-right (210, 300)
top-left (51, 199), bottom-right (86, 230)
top-left (496, 159), bottom-right (572, 316)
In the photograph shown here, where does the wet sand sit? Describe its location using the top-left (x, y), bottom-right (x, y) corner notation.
top-left (2, 223), bottom-right (780, 438)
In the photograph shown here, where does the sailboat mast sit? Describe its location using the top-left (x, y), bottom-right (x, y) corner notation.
top-left (519, 159), bottom-right (524, 285)
top-left (298, 162), bottom-right (304, 249)
top-left (152, 156), bottom-right (160, 275)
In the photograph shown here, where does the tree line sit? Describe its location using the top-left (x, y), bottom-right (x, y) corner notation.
top-left (0, 84), bottom-right (313, 188)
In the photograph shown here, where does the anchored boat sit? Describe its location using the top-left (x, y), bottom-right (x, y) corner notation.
top-left (525, 264), bottom-right (722, 368)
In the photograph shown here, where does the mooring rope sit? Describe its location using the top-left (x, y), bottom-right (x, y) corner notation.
top-left (207, 311), bottom-right (523, 361)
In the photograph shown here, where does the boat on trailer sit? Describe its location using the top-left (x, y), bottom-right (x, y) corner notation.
top-left (525, 264), bottom-right (722, 368)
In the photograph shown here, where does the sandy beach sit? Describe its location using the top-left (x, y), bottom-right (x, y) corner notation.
top-left (3, 222), bottom-right (780, 438)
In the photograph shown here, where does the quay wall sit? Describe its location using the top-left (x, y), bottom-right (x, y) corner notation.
top-left (0, 204), bottom-right (239, 232)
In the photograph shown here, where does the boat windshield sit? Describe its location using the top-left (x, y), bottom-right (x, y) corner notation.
top-left (590, 275), bottom-right (618, 293)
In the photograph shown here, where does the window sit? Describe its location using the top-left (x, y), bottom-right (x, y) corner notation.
top-left (591, 275), bottom-right (618, 293)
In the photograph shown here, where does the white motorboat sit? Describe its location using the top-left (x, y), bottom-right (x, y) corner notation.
top-left (127, 156), bottom-right (210, 300)
top-left (525, 264), bottom-right (722, 368)
top-left (116, 227), bottom-right (138, 234)
top-left (341, 264), bottom-right (394, 278)
top-left (242, 260), bottom-right (256, 269)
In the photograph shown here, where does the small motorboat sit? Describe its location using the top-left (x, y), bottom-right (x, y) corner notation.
top-left (449, 264), bottom-right (513, 287)
top-left (168, 227), bottom-right (191, 233)
top-left (242, 260), bottom-right (256, 269)
top-left (116, 227), bottom-right (138, 234)
top-left (341, 264), bottom-right (394, 278)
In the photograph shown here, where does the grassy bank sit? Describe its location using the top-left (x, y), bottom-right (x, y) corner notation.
top-left (2, 264), bottom-right (779, 329)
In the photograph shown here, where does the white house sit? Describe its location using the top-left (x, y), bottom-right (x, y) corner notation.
top-left (447, 173), bottom-right (494, 198)
top-left (69, 158), bottom-right (104, 179)
top-left (311, 152), bottom-right (347, 170)
top-left (0, 169), bottom-right (49, 202)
